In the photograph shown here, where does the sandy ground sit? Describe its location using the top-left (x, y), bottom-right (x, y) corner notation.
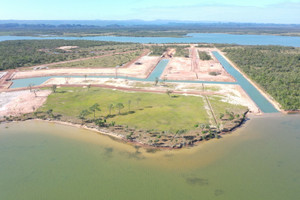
top-left (56, 46), bottom-right (78, 50)
top-left (0, 72), bottom-right (7, 79)
top-left (0, 90), bottom-right (51, 118)
top-left (205, 84), bottom-right (259, 113)
top-left (161, 48), bottom-right (235, 82)
top-left (13, 56), bottom-right (160, 80)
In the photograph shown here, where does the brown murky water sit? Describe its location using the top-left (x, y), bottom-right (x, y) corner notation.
top-left (0, 114), bottom-right (299, 200)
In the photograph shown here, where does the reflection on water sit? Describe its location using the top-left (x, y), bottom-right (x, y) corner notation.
top-left (0, 114), bottom-right (299, 200)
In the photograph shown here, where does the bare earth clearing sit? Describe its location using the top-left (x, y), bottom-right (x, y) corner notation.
top-left (13, 56), bottom-right (161, 79)
top-left (161, 47), bottom-right (235, 82)
top-left (0, 90), bottom-right (51, 117)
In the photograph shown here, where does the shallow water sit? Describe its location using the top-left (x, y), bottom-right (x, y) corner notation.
top-left (0, 114), bottom-right (299, 200)
top-left (1, 33), bottom-right (300, 47)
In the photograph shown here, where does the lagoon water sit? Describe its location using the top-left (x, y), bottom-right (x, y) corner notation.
top-left (1, 33), bottom-right (300, 47)
top-left (0, 114), bottom-right (299, 200)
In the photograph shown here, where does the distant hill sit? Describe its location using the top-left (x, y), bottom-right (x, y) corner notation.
top-left (1, 20), bottom-right (300, 37)
top-left (0, 20), bottom-right (300, 27)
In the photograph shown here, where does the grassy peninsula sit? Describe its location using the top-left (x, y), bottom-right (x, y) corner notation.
top-left (21, 86), bottom-right (248, 148)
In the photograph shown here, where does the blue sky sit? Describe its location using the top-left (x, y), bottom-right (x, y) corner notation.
top-left (0, 0), bottom-right (299, 23)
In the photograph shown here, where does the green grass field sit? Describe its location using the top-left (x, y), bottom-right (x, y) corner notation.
top-left (39, 87), bottom-right (209, 131)
top-left (208, 95), bottom-right (248, 122)
top-left (50, 51), bottom-right (141, 68)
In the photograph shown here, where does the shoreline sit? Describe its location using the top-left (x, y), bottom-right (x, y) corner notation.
top-left (0, 110), bottom-right (249, 150)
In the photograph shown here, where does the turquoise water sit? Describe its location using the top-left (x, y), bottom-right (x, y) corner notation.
top-left (10, 59), bottom-right (236, 89)
top-left (10, 59), bottom-right (171, 88)
top-left (213, 52), bottom-right (278, 113)
top-left (1, 33), bottom-right (300, 47)
top-left (0, 114), bottom-right (299, 200)
top-left (147, 59), bottom-right (169, 81)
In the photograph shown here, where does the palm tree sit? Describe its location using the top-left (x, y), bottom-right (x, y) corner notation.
top-left (166, 89), bottom-right (173, 98)
top-left (78, 109), bottom-right (91, 124)
top-left (154, 77), bottom-right (159, 86)
top-left (108, 104), bottom-right (114, 116)
top-left (128, 100), bottom-right (131, 112)
top-left (52, 85), bottom-right (57, 93)
top-left (89, 103), bottom-right (101, 120)
top-left (136, 98), bottom-right (141, 108)
top-left (28, 83), bottom-right (34, 92)
top-left (116, 103), bottom-right (124, 114)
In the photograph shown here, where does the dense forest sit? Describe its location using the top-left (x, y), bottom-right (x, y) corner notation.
top-left (220, 45), bottom-right (300, 110)
top-left (0, 40), bottom-right (143, 70)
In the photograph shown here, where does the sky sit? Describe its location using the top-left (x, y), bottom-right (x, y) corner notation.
top-left (0, 0), bottom-right (299, 24)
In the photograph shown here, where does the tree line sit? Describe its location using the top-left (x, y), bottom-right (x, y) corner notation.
top-left (0, 40), bottom-right (140, 70)
top-left (221, 45), bottom-right (300, 110)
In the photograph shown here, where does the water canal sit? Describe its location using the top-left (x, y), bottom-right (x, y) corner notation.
top-left (10, 54), bottom-right (278, 113)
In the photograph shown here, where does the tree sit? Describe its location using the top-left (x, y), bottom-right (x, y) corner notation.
top-left (128, 100), bottom-right (132, 112)
top-left (116, 103), bottom-right (124, 114)
top-left (95, 118), bottom-right (105, 127)
top-left (52, 84), bottom-right (57, 93)
top-left (136, 98), bottom-right (141, 108)
top-left (154, 77), bottom-right (159, 86)
top-left (89, 103), bottom-right (101, 120)
top-left (216, 123), bottom-right (221, 132)
top-left (28, 83), bottom-right (34, 92)
top-left (33, 90), bottom-right (37, 97)
top-left (166, 89), bottom-right (173, 98)
top-left (219, 113), bottom-right (224, 120)
top-left (199, 123), bottom-right (205, 131)
top-left (46, 109), bottom-right (53, 118)
top-left (229, 113), bottom-right (235, 121)
top-left (108, 104), bottom-right (114, 116)
top-left (65, 77), bottom-right (70, 84)
top-left (205, 124), bottom-right (211, 131)
top-left (78, 109), bottom-right (91, 124)
top-left (126, 132), bottom-right (134, 140)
